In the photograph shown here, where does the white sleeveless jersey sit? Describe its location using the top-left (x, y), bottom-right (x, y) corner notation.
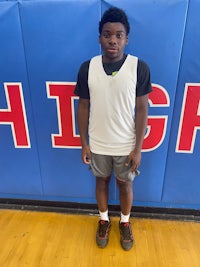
top-left (88, 54), bottom-right (138, 155)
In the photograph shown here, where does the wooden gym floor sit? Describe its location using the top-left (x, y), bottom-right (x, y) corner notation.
top-left (0, 209), bottom-right (200, 267)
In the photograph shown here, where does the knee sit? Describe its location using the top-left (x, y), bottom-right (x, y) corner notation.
top-left (117, 179), bottom-right (132, 194)
top-left (96, 176), bottom-right (110, 190)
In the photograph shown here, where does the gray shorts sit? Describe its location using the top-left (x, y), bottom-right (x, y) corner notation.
top-left (90, 152), bottom-right (140, 182)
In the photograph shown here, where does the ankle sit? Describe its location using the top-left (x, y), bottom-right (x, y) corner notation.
top-left (99, 210), bottom-right (109, 221)
top-left (120, 212), bottom-right (130, 223)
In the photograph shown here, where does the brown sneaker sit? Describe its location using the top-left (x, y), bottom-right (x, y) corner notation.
top-left (96, 220), bottom-right (111, 248)
top-left (119, 222), bottom-right (134, 250)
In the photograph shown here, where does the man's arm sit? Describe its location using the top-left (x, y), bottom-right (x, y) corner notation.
top-left (135, 94), bottom-right (149, 152)
top-left (126, 94), bottom-right (149, 171)
top-left (77, 98), bottom-right (91, 164)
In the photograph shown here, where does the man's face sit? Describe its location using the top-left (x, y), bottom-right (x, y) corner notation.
top-left (99, 22), bottom-right (128, 63)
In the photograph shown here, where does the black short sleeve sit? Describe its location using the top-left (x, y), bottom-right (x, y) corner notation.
top-left (74, 60), bottom-right (90, 99)
top-left (74, 58), bottom-right (152, 99)
top-left (136, 60), bottom-right (152, 97)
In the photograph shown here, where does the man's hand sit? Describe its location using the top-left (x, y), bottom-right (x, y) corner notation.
top-left (125, 149), bottom-right (141, 172)
top-left (81, 145), bottom-right (91, 164)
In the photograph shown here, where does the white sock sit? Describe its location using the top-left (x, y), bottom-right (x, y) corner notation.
top-left (120, 212), bottom-right (130, 223)
top-left (99, 210), bottom-right (109, 221)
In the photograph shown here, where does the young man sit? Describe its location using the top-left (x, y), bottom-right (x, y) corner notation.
top-left (75, 7), bottom-right (152, 250)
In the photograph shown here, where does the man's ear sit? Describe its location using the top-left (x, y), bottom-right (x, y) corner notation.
top-left (126, 36), bottom-right (129, 45)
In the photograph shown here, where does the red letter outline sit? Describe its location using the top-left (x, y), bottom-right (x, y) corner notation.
top-left (46, 82), bottom-right (81, 148)
top-left (176, 83), bottom-right (200, 153)
top-left (0, 83), bottom-right (31, 148)
top-left (142, 84), bottom-right (170, 152)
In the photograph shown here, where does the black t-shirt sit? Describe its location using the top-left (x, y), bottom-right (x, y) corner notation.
top-left (75, 54), bottom-right (152, 98)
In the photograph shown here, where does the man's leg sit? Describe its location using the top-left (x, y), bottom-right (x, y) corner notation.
top-left (117, 179), bottom-right (134, 250)
top-left (96, 176), bottom-right (111, 248)
top-left (96, 176), bottom-right (111, 214)
top-left (117, 178), bottom-right (133, 216)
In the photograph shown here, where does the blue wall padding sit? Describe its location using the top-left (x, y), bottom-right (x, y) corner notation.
top-left (0, 0), bottom-right (200, 209)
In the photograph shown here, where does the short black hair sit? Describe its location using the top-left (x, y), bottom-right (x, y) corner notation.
top-left (99, 7), bottom-right (130, 35)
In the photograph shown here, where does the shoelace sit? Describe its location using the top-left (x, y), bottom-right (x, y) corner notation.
top-left (121, 222), bottom-right (132, 240)
top-left (98, 220), bottom-right (109, 236)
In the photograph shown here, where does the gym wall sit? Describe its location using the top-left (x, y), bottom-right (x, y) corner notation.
top-left (0, 0), bottom-right (200, 210)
